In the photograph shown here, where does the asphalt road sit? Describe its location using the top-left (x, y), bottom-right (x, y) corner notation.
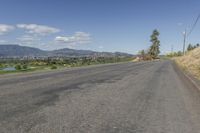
top-left (1, 60), bottom-right (200, 133)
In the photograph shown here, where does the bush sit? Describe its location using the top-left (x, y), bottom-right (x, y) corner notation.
top-left (15, 64), bottom-right (22, 70)
top-left (22, 64), bottom-right (28, 69)
top-left (51, 65), bottom-right (57, 69)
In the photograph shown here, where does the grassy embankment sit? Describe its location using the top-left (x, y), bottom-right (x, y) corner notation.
top-left (174, 47), bottom-right (200, 79)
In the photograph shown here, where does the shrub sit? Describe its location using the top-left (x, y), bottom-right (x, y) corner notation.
top-left (15, 64), bottom-right (22, 70)
top-left (22, 64), bottom-right (28, 69)
top-left (51, 65), bottom-right (57, 69)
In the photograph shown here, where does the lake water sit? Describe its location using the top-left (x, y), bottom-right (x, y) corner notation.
top-left (1, 67), bottom-right (16, 71)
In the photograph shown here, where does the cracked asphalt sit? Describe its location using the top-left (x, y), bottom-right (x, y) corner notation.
top-left (0, 60), bottom-right (200, 133)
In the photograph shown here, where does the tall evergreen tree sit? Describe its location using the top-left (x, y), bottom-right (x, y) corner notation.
top-left (148, 29), bottom-right (160, 59)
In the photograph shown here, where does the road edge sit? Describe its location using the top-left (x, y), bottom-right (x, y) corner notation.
top-left (172, 61), bottom-right (200, 91)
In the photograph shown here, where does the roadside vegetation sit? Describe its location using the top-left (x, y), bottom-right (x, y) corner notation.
top-left (136, 29), bottom-right (161, 61)
top-left (166, 51), bottom-right (183, 58)
top-left (165, 43), bottom-right (200, 79)
top-left (166, 43), bottom-right (200, 58)
top-left (0, 57), bottom-right (133, 74)
top-left (174, 47), bottom-right (200, 79)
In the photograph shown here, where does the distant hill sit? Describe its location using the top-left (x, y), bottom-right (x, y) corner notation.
top-left (51, 48), bottom-right (96, 57)
top-left (0, 45), bottom-right (46, 57)
top-left (0, 44), bottom-right (133, 58)
top-left (51, 48), bottom-right (133, 57)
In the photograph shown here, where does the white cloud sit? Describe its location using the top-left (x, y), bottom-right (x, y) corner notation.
top-left (0, 23), bottom-right (92, 50)
top-left (0, 40), bottom-right (7, 43)
top-left (17, 24), bottom-right (60, 36)
top-left (98, 45), bottom-right (104, 49)
top-left (16, 35), bottom-right (43, 47)
top-left (0, 24), bottom-right (15, 35)
top-left (17, 35), bottom-right (40, 43)
top-left (55, 32), bottom-right (91, 45)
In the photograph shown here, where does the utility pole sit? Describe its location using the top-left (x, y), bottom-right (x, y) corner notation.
top-left (182, 14), bottom-right (200, 55)
top-left (183, 14), bottom-right (200, 55)
top-left (183, 29), bottom-right (187, 55)
top-left (171, 44), bottom-right (174, 53)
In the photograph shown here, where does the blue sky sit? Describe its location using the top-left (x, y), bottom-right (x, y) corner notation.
top-left (0, 0), bottom-right (200, 54)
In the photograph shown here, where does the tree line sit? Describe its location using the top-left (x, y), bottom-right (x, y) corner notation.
top-left (0, 56), bottom-right (133, 71)
top-left (187, 43), bottom-right (200, 51)
top-left (166, 43), bottom-right (200, 58)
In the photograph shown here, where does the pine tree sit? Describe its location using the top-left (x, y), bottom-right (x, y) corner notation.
top-left (148, 29), bottom-right (160, 59)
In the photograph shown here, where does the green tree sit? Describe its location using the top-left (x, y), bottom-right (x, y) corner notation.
top-left (22, 64), bottom-right (28, 69)
top-left (177, 51), bottom-right (183, 56)
top-left (187, 44), bottom-right (194, 51)
top-left (139, 50), bottom-right (145, 56)
top-left (15, 64), bottom-right (22, 70)
top-left (0, 63), bottom-right (3, 68)
top-left (148, 29), bottom-right (160, 59)
top-left (138, 49), bottom-right (146, 60)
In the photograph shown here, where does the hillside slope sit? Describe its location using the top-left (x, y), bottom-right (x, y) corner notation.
top-left (0, 44), bottom-right (133, 57)
top-left (0, 45), bottom-right (46, 57)
top-left (175, 47), bottom-right (200, 79)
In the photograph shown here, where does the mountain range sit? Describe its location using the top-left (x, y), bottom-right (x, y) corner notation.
top-left (0, 45), bottom-right (133, 58)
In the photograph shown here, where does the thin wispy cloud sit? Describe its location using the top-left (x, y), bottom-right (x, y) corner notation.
top-left (16, 24), bottom-right (60, 36)
top-left (98, 46), bottom-right (104, 49)
top-left (0, 24), bottom-right (15, 35)
top-left (0, 40), bottom-right (7, 44)
top-left (17, 35), bottom-right (41, 44)
top-left (55, 32), bottom-right (92, 45)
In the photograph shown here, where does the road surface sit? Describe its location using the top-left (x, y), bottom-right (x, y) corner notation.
top-left (0, 60), bottom-right (200, 133)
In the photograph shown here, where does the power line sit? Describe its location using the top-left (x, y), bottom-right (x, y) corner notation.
top-left (171, 44), bottom-right (174, 53)
top-left (183, 29), bottom-right (187, 55)
top-left (182, 14), bottom-right (200, 55)
top-left (187, 14), bottom-right (200, 37)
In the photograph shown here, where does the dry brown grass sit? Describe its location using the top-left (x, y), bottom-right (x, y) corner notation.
top-left (174, 47), bottom-right (200, 79)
